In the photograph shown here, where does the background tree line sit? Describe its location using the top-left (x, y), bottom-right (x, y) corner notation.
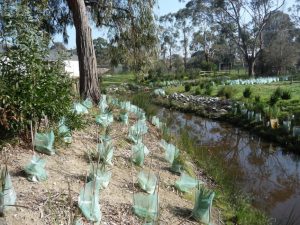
top-left (153, 0), bottom-right (300, 78)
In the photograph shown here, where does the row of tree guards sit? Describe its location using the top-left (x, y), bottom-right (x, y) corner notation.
top-left (232, 103), bottom-right (300, 138)
top-left (0, 94), bottom-right (215, 224)
top-left (151, 76), bottom-right (289, 90)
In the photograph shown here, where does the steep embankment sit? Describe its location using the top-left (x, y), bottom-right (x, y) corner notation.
top-left (1, 107), bottom-right (219, 225)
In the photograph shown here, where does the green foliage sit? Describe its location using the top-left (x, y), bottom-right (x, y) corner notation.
top-left (200, 61), bottom-right (217, 71)
top-left (281, 90), bottom-right (291, 100)
top-left (185, 84), bottom-right (191, 92)
top-left (269, 87), bottom-right (283, 106)
top-left (64, 112), bottom-right (86, 131)
top-left (194, 87), bottom-right (201, 95)
top-left (131, 93), bottom-right (158, 117)
top-left (243, 87), bottom-right (252, 98)
top-left (0, 3), bottom-right (73, 132)
top-left (204, 83), bottom-right (213, 96)
top-left (255, 95), bottom-right (260, 102)
top-left (217, 86), bottom-right (235, 99)
top-left (274, 87), bottom-right (283, 99)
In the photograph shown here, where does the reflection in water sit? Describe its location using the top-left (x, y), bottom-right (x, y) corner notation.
top-left (157, 108), bottom-right (300, 225)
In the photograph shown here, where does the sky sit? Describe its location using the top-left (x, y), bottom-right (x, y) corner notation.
top-left (53, 0), bottom-right (186, 49)
top-left (54, 0), bottom-right (296, 49)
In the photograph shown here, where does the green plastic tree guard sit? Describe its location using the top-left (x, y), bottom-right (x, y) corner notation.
top-left (58, 118), bottom-right (72, 144)
top-left (78, 180), bottom-right (101, 222)
top-left (97, 141), bottom-right (114, 166)
top-left (24, 155), bottom-right (48, 182)
top-left (137, 171), bottom-right (157, 194)
top-left (99, 95), bottom-right (108, 113)
top-left (175, 173), bottom-right (203, 193)
top-left (151, 116), bottom-right (162, 129)
top-left (132, 141), bottom-right (149, 166)
top-left (154, 89), bottom-right (166, 97)
top-left (73, 103), bottom-right (88, 115)
top-left (133, 192), bottom-right (158, 222)
top-left (192, 187), bottom-right (215, 224)
top-left (0, 169), bottom-right (16, 212)
top-left (34, 130), bottom-right (55, 155)
top-left (119, 112), bottom-right (129, 125)
top-left (95, 113), bottom-right (113, 127)
top-left (82, 98), bottom-right (93, 109)
top-left (88, 166), bottom-right (112, 190)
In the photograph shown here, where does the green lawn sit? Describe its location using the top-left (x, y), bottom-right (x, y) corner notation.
top-left (101, 73), bottom-right (135, 88)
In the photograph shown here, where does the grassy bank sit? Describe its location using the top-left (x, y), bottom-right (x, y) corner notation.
top-left (130, 93), bottom-right (270, 225)
top-left (101, 72), bottom-right (135, 89)
top-left (165, 81), bottom-right (300, 121)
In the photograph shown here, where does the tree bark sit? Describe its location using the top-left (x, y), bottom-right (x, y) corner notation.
top-left (66, 0), bottom-right (100, 103)
top-left (169, 47), bottom-right (172, 70)
top-left (247, 57), bottom-right (255, 77)
top-left (183, 31), bottom-right (188, 70)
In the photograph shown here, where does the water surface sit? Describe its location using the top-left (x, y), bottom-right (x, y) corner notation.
top-left (157, 108), bottom-right (300, 225)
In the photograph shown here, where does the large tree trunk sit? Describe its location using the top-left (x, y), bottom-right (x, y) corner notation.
top-left (183, 32), bottom-right (188, 70)
top-left (67, 0), bottom-right (100, 103)
top-left (247, 57), bottom-right (255, 77)
top-left (169, 47), bottom-right (172, 70)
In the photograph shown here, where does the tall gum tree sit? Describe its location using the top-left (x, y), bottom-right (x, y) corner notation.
top-left (211, 0), bottom-right (286, 76)
top-left (67, 0), bottom-right (99, 102)
top-left (21, 0), bottom-right (157, 103)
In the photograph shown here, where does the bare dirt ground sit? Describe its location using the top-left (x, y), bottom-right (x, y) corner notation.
top-left (1, 109), bottom-right (220, 225)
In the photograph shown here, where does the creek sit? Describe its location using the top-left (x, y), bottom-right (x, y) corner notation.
top-left (156, 107), bottom-right (300, 225)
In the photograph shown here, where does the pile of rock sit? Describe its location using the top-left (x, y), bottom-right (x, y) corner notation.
top-left (168, 93), bottom-right (232, 116)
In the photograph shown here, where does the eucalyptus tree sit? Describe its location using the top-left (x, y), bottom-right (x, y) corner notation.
top-left (212, 0), bottom-right (286, 76)
top-left (159, 16), bottom-right (179, 70)
top-left (16, 0), bottom-right (157, 103)
top-left (184, 0), bottom-right (217, 63)
top-left (173, 8), bottom-right (193, 70)
top-left (259, 12), bottom-right (300, 74)
top-left (290, 0), bottom-right (300, 26)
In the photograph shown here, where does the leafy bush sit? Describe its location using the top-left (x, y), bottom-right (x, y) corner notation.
top-left (269, 94), bottom-right (279, 106)
top-left (200, 61), bottom-right (217, 71)
top-left (185, 84), bottom-right (191, 92)
top-left (217, 86), bottom-right (235, 99)
top-left (281, 90), bottom-right (291, 100)
top-left (0, 4), bottom-right (73, 132)
top-left (243, 87), bottom-right (252, 98)
top-left (194, 87), bottom-right (201, 95)
top-left (273, 87), bottom-right (283, 99)
top-left (255, 96), bottom-right (260, 102)
top-left (204, 85), bottom-right (213, 96)
top-left (269, 87), bottom-right (285, 106)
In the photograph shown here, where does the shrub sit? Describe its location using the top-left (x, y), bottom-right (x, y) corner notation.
top-left (0, 4), bottom-right (73, 132)
top-left (204, 85), bottom-right (213, 96)
top-left (185, 84), bottom-right (191, 92)
top-left (281, 90), bottom-right (291, 100)
top-left (243, 87), bottom-right (252, 98)
top-left (255, 96), bottom-right (260, 102)
top-left (217, 86), bottom-right (235, 99)
top-left (200, 61), bottom-right (217, 71)
top-left (194, 87), bottom-right (201, 95)
top-left (274, 87), bottom-right (283, 99)
top-left (269, 94), bottom-right (279, 106)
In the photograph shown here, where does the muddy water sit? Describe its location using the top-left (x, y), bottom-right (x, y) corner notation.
top-left (157, 108), bottom-right (300, 225)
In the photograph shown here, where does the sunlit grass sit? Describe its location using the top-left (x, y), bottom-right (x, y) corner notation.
top-left (164, 81), bottom-right (300, 118)
top-left (101, 72), bottom-right (135, 88)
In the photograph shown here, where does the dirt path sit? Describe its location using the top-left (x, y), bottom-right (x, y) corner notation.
top-left (1, 108), bottom-right (219, 225)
